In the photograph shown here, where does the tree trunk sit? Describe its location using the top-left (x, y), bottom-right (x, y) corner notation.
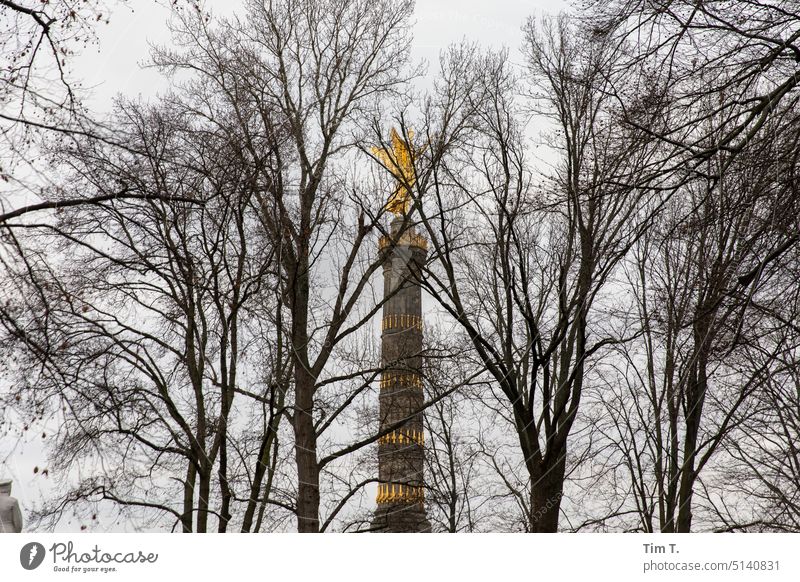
top-left (181, 462), bottom-right (196, 533)
top-left (530, 452), bottom-right (566, 533)
top-left (676, 320), bottom-right (710, 533)
top-left (241, 412), bottom-right (281, 532)
top-left (290, 256), bottom-right (320, 533)
top-left (196, 466), bottom-right (211, 533)
top-left (293, 364), bottom-right (320, 532)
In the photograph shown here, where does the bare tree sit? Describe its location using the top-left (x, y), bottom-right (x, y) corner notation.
top-left (588, 100), bottom-right (800, 531)
top-left (0, 82), bottom-right (293, 532)
top-left (420, 327), bottom-right (489, 532)
top-left (149, 0), bottom-right (418, 532)
top-left (717, 356), bottom-right (800, 532)
top-left (409, 17), bottom-right (662, 532)
top-left (0, 1), bottom-right (201, 222)
top-left (587, 0), bottom-right (800, 166)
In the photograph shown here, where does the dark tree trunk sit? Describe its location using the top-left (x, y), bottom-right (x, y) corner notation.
top-left (530, 452), bottom-right (566, 533)
top-left (241, 411), bottom-right (282, 532)
top-left (181, 462), bottom-right (196, 533)
top-left (196, 466), bottom-right (211, 533)
top-left (676, 318), bottom-right (711, 532)
top-left (290, 256), bottom-right (320, 533)
top-left (293, 364), bottom-right (320, 532)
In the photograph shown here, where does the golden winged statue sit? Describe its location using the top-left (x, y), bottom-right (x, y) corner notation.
top-left (372, 128), bottom-right (425, 215)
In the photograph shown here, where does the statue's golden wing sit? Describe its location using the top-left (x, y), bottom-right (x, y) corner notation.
top-left (373, 128), bottom-right (420, 215)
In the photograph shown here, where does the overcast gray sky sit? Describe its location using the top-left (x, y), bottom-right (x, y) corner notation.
top-left (74, 0), bottom-right (569, 111)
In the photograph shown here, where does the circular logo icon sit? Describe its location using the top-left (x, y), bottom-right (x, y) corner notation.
top-left (20, 542), bottom-right (46, 570)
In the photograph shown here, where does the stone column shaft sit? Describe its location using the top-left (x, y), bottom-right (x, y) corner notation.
top-left (372, 219), bottom-right (430, 533)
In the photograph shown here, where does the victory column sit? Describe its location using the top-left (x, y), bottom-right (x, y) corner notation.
top-left (371, 129), bottom-right (431, 533)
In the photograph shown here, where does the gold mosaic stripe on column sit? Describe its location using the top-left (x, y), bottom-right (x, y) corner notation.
top-left (376, 483), bottom-right (425, 504)
top-left (379, 372), bottom-right (423, 389)
top-left (378, 233), bottom-right (428, 251)
top-left (378, 429), bottom-right (425, 446)
top-left (381, 314), bottom-right (423, 332)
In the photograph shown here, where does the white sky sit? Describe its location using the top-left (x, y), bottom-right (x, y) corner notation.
top-left (74, 0), bottom-right (569, 111)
